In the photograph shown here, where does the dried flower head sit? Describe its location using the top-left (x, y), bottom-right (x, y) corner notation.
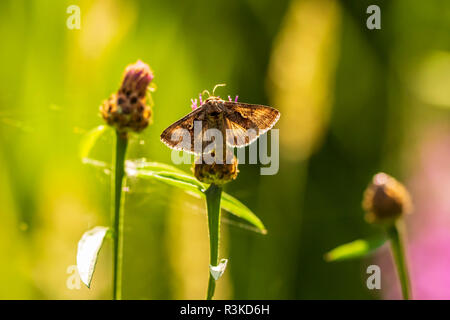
top-left (362, 172), bottom-right (413, 225)
top-left (193, 152), bottom-right (239, 185)
top-left (101, 60), bottom-right (154, 137)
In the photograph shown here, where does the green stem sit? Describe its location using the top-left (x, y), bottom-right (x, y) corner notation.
top-left (387, 221), bottom-right (411, 300)
top-left (112, 131), bottom-right (128, 300)
top-left (205, 183), bottom-right (223, 300)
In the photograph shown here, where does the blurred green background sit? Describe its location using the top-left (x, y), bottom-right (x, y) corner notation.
top-left (0, 0), bottom-right (449, 299)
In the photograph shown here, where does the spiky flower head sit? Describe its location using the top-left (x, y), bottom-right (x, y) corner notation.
top-left (193, 152), bottom-right (239, 185)
top-left (101, 60), bottom-right (154, 137)
top-left (362, 172), bottom-right (413, 225)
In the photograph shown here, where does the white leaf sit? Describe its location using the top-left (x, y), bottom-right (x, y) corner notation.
top-left (76, 226), bottom-right (109, 288)
top-left (209, 259), bottom-right (228, 280)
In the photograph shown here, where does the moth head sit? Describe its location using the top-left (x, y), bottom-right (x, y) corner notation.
top-left (201, 84), bottom-right (227, 102)
top-left (204, 96), bottom-right (224, 103)
top-left (191, 89), bottom-right (224, 110)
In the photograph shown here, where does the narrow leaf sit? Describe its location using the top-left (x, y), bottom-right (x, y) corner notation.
top-left (76, 226), bottom-right (109, 288)
top-left (324, 236), bottom-right (387, 262)
top-left (131, 166), bottom-right (266, 233)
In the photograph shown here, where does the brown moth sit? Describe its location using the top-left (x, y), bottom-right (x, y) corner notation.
top-left (160, 94), bottom-right (280, 155)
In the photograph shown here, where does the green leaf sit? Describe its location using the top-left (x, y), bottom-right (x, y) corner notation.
top-left (79, 125), bottom-right (109, 160)
top-left (130, 165), bottom-right (266, 233)
top-left (76, 226), bottom-right (110, 288)
top-left (221, 193), bottom-right (266, 234)
top-left (324, 236), bottom-right (387, 262)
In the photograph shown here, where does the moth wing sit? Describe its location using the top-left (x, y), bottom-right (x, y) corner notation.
top-left (223, 102), bottom-right (280, 147)
top-left (160, 107), bottom-right (208, 154)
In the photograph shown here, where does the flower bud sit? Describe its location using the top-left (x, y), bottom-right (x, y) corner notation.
top-left (100, 60), bottom-right (154, 137)
top-left (120, 60), bottom-right (154, 99)
top-left (362, 172), bottom-right (412, 225)
top-left (193, 152), bottom-right (239, 185)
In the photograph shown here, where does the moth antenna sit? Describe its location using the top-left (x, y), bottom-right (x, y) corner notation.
top-left (212, 83), bottom-right (226, 96)
top-left (201, 90), bottom-right (210, 99)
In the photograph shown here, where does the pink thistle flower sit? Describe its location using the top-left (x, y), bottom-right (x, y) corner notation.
top-left (101, 60), bottom-right (154, 136)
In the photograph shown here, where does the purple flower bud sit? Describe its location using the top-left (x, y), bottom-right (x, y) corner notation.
top-left (120, 60), bottom-right (154, 99)
top-left (101, 60), bottom-right (155, 136)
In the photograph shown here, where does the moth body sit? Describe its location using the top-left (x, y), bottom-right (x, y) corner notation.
top-left (160, 95), bottom-right (280, 155)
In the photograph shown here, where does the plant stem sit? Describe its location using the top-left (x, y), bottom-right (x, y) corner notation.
top-left (112, 131), bottom-right (128, 300)
top-left (205, 183), bottom-right (223, 300)
top-left (387, 221), bottom-right (411, 300)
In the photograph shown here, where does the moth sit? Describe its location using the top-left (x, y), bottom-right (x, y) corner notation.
top-left (160, 92), bottom-right (280, 155)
